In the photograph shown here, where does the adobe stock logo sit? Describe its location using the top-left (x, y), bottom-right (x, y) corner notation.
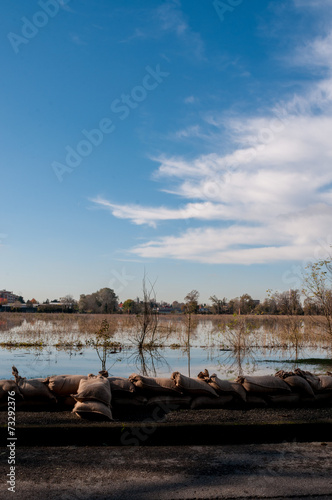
top-left (7, 0), bottom-right (71, 54)
top-left (108, 268), bottom-right (135, 295)
top-left (213, 0), bottom-right (244, 23)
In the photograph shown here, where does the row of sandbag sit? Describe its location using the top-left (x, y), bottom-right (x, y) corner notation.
top-left (1, 367), bottom-right (332, 421)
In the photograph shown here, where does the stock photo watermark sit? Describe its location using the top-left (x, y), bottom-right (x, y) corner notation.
top-left (108, 267), bottom-right (135, 295)
top-left (7, 0), bottom-right (71, 54)
top-left (213, 0), bottom-right (244, 23)
top-left (52, 64), bottom-right (170, 182)
top-left (7, 391), bottom-right (16, 494)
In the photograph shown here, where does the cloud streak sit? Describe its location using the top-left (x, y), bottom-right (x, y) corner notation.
top-left (92, 25), bottom-right (332, 265)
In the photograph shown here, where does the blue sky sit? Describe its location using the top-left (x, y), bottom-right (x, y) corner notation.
top-left (2, 0), bottom-right (332, 304)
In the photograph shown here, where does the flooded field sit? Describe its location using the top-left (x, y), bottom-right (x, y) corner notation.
top-left (0, 313), bottom-right (331, 380)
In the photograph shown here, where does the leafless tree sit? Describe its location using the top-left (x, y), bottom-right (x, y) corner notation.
top-left (302, 259), bottom-right (332, 339)
top-left (133, 273), bottom-right (159, 349)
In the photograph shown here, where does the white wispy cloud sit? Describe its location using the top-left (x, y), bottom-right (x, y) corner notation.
top-left (131, 204), bottom-right (332, 264)
top-left (119, 28), bottom-right (148, 44)
top-left (293, 0), bottom-right (332, 8)
top-left (119, 1), bottom-right (205, 60)
top-left (91, 197), bottom-right (237, 227)
top-left (92, 26), bottom-right (332, 265)
top-left (154, 1), bottom-right (205, 59)
top-left (184, 95), bottom-right (197, 104)
top-left (69, 33), bottom-right (87, 46)
top-left (293, 31), bottom-right (332, 71)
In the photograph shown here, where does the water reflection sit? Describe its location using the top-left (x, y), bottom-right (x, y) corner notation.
top-left (129, 347), bottom-right (171, 377)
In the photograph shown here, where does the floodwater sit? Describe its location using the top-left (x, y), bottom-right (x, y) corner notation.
top-left (0, 314), bottom-right (331, 379)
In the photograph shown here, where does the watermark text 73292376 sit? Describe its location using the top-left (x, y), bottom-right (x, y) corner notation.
top-left (7, 391), bottom-right (16, 494)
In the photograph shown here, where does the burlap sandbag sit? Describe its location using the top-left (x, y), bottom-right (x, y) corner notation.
top-left (268, 393), bottom-right (301, 406)
top-left (0, 380), bottom-right (23, 408)
top-left (108, 377), bottom-right (136, 394)
top-left (190, 394), bottom-right (233, 409)
top-left (245, 394), bottom-right (268, 407)
top-left (281, 375), bottom-right (315, 397)
top-left (318, 375), bottom-right (332, 392)
top-left (237, 375), bottom-right (291, 394)
top-left (57, 395), bottom-right (76, 408)
top-left (16, 378), bottom-right (57, 403)
top-left (314, 392), bottom-right (332, 402)
top-left (112, 395), bottom-right (147, 407)
top-left (294, 369), bottom-right (321, 392)
top-left (73, 400), bottom-right (113, 421)
top-left (197, 369), bottom-right (210, 380)
top-left (147, 395), bottom-right (192, 408)
top-left (171, 372), bottom-right (218, 397)
top-left (73, 375), bottom-right (111, 406)
top-left (208, 374), bottom-right (247, 402)
top-left (46, 375), bottom-right (88, 396)
top-left (129, 374), bottom-right (181, 395)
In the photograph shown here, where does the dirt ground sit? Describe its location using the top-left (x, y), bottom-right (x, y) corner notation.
top-left (1, 405), bottom-right (331, 426)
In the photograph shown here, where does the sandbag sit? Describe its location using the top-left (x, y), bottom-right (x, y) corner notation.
top-left (16, 378), bottom-right (57, 403)
top-left (190, 395), bottom-right (233, 409)
top-left (73, 375), bottom-right (111, 406)
top-left (197, 369), bottom-right (210, 380)
top-left (57, 395), bottom-right (76, 408)
top-left (275, 370), bottom-right (295, 379)
top-left (314, 392), bottom-right (332, 402)
top-left (281, 376), bottom-right (315, 397)
top-left (245, 394), bottom-right (268, 407)
top-left (112, 395), bottom-right (147, 407)
top-left (237, 375), bottom-right (291, 394)
top-left (0, 380), bottom-right (23, 407)
top-left (208, 374), bottom-right (247, 402)
top-left (171, 372), bottom-right (218, 397)
top-left (129, 374), bottom-right (181, 395)
top-left (73, 400), bottom-right (113, 421)
top-left (46, 375), bottom-right (87, 396)
top-left (108, 377), bottom-right (136, 394)
top-left (294, 369), bottom-right (321, 392)
top-left (147, 395), bottom-right (192, 408)
top-left (317, 375), bottom-right (332, 392)
top-left (268, 394), bottom-right (301, 406)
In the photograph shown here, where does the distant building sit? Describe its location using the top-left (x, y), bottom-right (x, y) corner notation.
top-left (0, 290), bottom-right (19, 304)
top-left (198, 306), bottom-right (211, 314)
top-left (2, 303), bottom-right (36, 313)
top-left (158, 306), bottom-right (173, 314)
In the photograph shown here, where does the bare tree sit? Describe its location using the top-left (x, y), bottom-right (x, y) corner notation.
top-left (183, 290), bottom-right (199, 376)
top-left (86, 318), bottom-right (121, 371)
top-left (133, 273), bottom-right (159, 349)
top-left (209, 295), bottom-right (226, 314)
top-left (302, 259), bottom-right (332, 339)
